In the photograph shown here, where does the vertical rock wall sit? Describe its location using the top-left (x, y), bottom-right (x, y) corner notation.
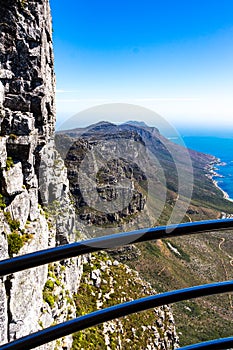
top-left (0, 1), bottom-right (81, 349)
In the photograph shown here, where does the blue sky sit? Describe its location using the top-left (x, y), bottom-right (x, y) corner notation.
top-left (50, 0), bottom-right (233, 134)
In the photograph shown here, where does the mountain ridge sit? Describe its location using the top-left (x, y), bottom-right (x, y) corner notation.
top-left (56, 120), bottom-right (233, 217)
top-left (55, 121), bottom-right (233, 346)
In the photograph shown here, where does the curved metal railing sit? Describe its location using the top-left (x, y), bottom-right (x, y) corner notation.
top-left (0, 219), bottom-right (233, 350)
top-left (0, 281), bottom-right (233, 350)
top-left (1, 219), bottom-right (233, 276)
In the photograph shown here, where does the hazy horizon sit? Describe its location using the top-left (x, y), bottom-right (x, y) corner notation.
top-left (56, 112), bottom-right (233, 138)
top-left (51, 0), bottom-right (233, 133)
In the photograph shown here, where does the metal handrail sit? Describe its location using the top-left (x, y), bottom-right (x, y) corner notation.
top-left (179, 337), bottom-right (233, 350)
top-left (1, 219), bottom-right (233, 276)
top-left (0, 280), bottom-right (233, 350)
top-left (0, 219), bottom-right (233, 349)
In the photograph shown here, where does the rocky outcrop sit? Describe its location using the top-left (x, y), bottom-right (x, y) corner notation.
top-left (55, 132), bottom-right (148, 230)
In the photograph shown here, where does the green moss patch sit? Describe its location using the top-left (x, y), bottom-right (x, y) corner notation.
top-left (4, 211), bottom-right (20, 232)
top-left (0, 194), bottom-right (6, 209)
top-left (7, 232), bottom-right (24, 257)
top-left (6, 157), bottom-right (14, 171)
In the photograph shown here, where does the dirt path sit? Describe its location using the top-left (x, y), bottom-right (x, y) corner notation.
top-left (219, 238), bottom-right (233, 266)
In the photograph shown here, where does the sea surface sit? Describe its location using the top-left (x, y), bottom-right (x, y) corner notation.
top-left (179, 136), bottom-right (233, 201)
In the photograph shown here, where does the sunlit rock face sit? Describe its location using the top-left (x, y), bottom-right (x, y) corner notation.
top-left (0, 1), bottom-right (80, 349)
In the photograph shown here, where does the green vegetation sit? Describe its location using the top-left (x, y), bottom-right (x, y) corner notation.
top-left (19, 0), bottom-right (27, 9)
top-left (7, 232), bottom-right (24, 257)
top-left (43, 279), bottom-right (57, 308)
top-left (6, 157), bottom-right (14, 171)
top-left (48, 270), bottom-right (61, 286)
top-left (174, 298), bottom-right (233, 346)
top-left (44, 279), bottom-right (55, 290)
top-left (72, 252), bottom-right (175, 349)
top-left (38, 321), bottom-right (43, 329)
top-left (4, 211), bottom-right (20, 231)
top-left (128, 232), bottom-right (233, 346)
top-left (72, 328), bottom-right (106, 350)
top-left (0, 194), bottom-right (6, 209)
top-left (4, 211), bottom-right (33, 257)
top-left (21, 232), bottom-right (34, 243)
top-left (43, 263), bottom-right (74, 312)
top-left (43, 293), bottom-right (55, 308)
top-left (144, 241), bottom-right (161, 257)
top-left (74, 230), bottom-right (83, 241)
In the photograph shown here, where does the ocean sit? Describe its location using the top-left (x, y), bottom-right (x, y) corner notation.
top-left (179, 136), bottom-right (233, 201)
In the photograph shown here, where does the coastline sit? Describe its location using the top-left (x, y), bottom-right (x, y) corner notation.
top-left (208, 158), bottom-right (233, 203)
top-left (212, 179), bottom-right (233, 203)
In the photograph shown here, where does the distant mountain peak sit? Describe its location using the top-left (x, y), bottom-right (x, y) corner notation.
top-left (89, 121), bottom-right (116, 128)
top-left (85, 121), bottom-right (117, 132)
top-left (123, 121), bottom-right (149, 128)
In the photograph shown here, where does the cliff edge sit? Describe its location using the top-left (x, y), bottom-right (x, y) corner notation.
top-left (0, 1), bottom-right (81, 348)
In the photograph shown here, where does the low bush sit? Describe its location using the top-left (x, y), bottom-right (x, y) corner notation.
top-left (7, 232), bottom-right (24, 257)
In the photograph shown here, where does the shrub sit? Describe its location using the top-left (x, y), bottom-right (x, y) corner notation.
top-left (43, 279), bottom-right (58, 308)
top-left (4, 212), bottom-right (20, 232)
top-left (7, 232), bottom-right (24, 257)
top-left (0, 194), bottom-right (6, 209)
top-left (44, 280), bottom-right (55, 291)
top-left (6, 157), bottom-right (14, 171)
top-left (43, 293), bottom-right (55, 308)
top-left (21, 232), bottom-right (34, 243)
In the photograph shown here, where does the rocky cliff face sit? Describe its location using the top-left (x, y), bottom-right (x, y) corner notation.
top-left (0, 1), bottom-right (179, 349)
top-left (0, 1), bottom-right (81, 349)
top-left (59, 133), bottom-right (147, 229)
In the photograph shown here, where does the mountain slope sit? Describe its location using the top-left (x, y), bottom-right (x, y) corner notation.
top-left (72, 252), bottom-right (179, 350)
top-left (56, 121), bottom-right (233, 346)
top-left (57, 121), bottom-right (233, 222)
